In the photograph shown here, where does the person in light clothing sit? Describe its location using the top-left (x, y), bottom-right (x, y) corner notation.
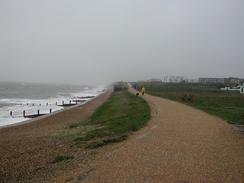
top-left (141, 86), bottom-right (145, 96)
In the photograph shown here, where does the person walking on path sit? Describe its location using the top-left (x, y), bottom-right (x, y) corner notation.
top-left (141, 86), bottom-right (146, 96)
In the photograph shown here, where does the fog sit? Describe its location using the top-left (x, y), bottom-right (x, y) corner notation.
top-left (0, 0), bottom-right (243, 85)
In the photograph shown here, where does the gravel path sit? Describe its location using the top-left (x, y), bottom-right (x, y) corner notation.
top-left (82, 89), bottom-right (244, 183)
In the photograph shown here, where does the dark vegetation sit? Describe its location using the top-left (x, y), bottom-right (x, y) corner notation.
top-left (113, 81), bottom-right (128, 91)
top-left (69, 90), bottom-right (150, 148)
top-left (132, 82), bottom-right (244, 125)
top-left (52, 155), bottom-right (74, 163)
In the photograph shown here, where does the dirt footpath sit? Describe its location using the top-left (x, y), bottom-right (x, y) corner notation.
top-left (81, 89), bottom-right (244, 183)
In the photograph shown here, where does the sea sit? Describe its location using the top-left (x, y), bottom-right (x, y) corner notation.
top-left (0, 82), bottom-right (105, 127)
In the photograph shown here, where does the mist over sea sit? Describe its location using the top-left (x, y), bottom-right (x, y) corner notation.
top-left (0, 82), bottom-right (105, 127)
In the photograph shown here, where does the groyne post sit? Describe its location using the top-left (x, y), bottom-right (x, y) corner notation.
top-left (23, 110), bottom-right (26, 118)
top-left (37, 109), bottom-right (40, 116)
top-left (50, 108), bottom-right (52, 113)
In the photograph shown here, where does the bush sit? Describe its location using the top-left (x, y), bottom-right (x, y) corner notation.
top-left (52, 155), bottom-right (74, 163)
top-left (181, 94), bottom-right (194, 102)
top-left (113, 82), bottom-right (128, 91)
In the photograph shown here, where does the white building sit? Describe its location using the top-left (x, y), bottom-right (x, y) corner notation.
top-left (241, 85), bottom-right (244, 94)
top-left (221, 84), bottom-right (244, 94)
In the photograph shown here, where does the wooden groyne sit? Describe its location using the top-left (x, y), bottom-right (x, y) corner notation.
top-left (10, 99), bottom-right (88, 119)
top-left (9, 96), bottom-right (95, 119)
top-left (77, 96), bottom-right (95, 99)
top-left (57, 100), bottom-right (78, 107)
top-left (9, 109), bottom-right (53, 118)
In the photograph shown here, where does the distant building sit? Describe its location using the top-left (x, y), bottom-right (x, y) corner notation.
top-left (187, 79), bottom-right (198, 83)
top-left (199, 78), bottom-right (225, 84)
top-left (225, 77), bottom-right (242, 85)
top-left (163, 76), bottom-right (185, 83)
top-left (147, 79), bottom-right (163, 84)
top-left (198, 77), bottom-right (244, 86)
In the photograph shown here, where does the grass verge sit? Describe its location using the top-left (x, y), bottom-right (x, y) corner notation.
top-left (73, 90), bottom-right (150, 148)
top-left (133, 83), bottom-right (244, 125)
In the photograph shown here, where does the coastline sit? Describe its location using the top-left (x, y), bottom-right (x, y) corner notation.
top-left (0, 89), bottom-right (112, 183)
top-left (0, 92), bottom-right (102, 129)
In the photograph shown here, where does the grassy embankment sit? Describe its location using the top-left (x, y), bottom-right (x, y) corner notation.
top-left (133, 83), bottom-right (244, 125)
top-left (68, 90), bottom-right (150, 149)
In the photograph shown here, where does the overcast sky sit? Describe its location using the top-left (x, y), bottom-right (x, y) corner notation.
top-left (0, 0), bottom-right (243, 85)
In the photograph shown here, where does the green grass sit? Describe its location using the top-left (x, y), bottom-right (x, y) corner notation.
top-left (69, 123), bottom-right (80, 129)
top-left (85, 135), bottom-right (128, 149)
top-left (52, 155), bottom-right (74, 163)
top-left (73, 90), bottom-right (150, 148)
top-left (133, 83), bottom-right (244, 125)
